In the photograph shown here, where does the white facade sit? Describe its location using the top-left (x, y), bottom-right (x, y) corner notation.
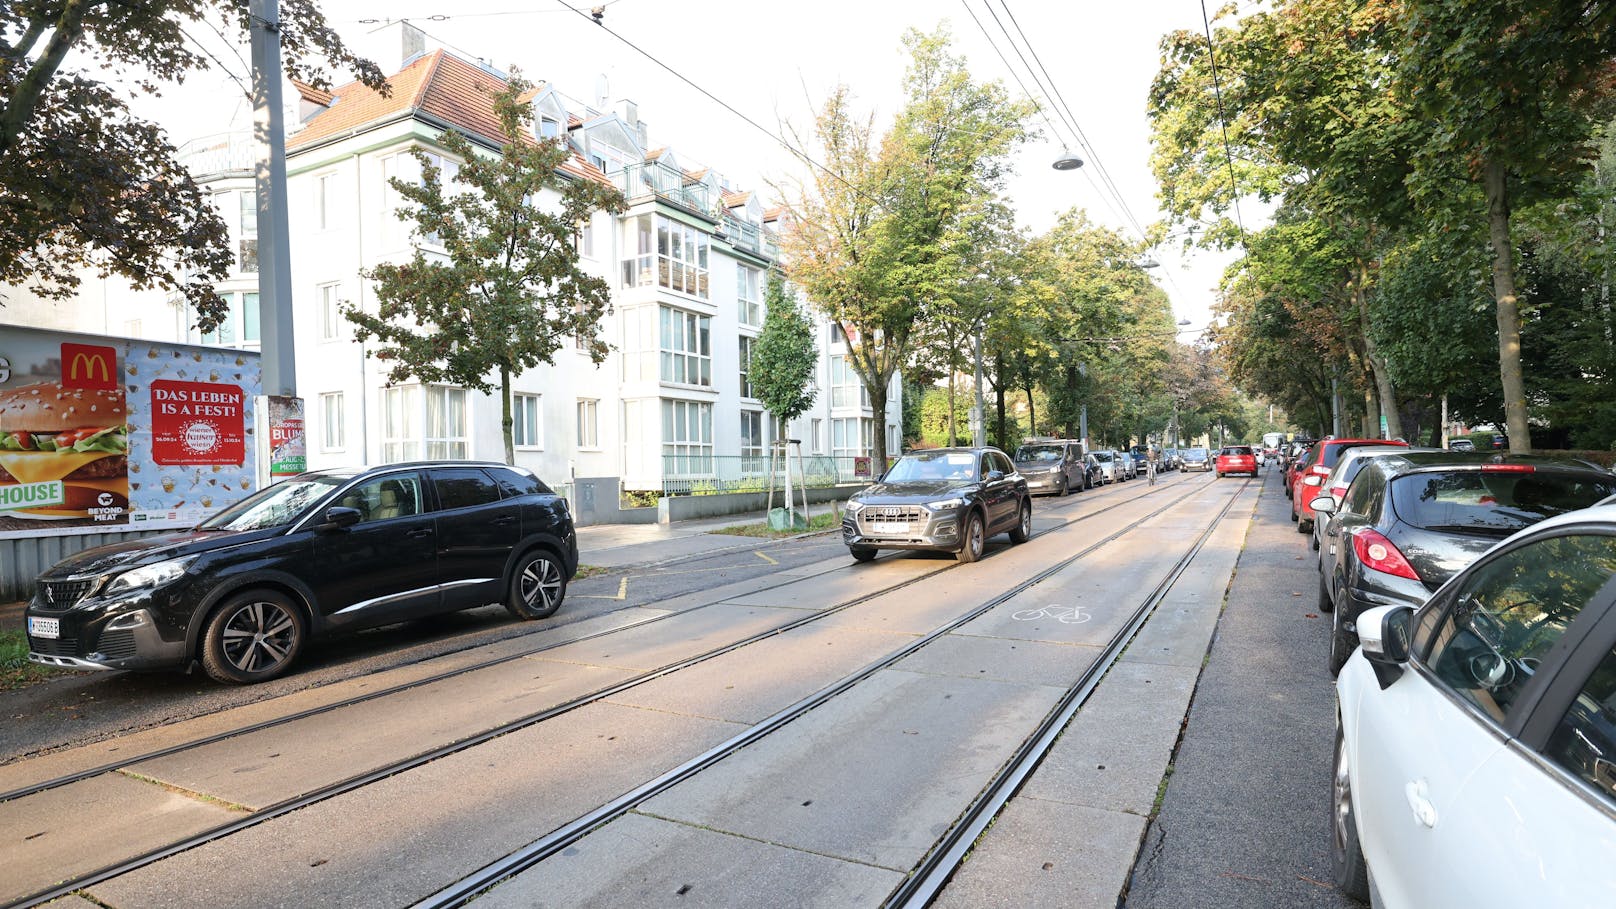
top-left (1, 39), bottom-right (900, 495)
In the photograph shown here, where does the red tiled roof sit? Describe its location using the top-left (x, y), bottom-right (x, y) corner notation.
top-left (289, 51), bottom-right (612, 187)
top-left (291, 79), bottom-right (334, 107)
top-left (722, 189), bottom-right (752, 208)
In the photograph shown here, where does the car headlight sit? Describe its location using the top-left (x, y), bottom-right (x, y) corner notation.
top-left (926, 497), bottom-right (965, 510)
top-left (105, 556), bottom-right (196, 596)
top-left (846, 500), bottom-right (864, 515)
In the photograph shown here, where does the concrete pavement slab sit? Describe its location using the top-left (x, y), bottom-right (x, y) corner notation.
top-left (719, 556), bottom-right (944, 609)
top-left (529, 602), bottom-right (804, 672)
top-left (0, 771), bottom-right (240, 904)
top-left (604, 622), bottom-right (915, 725)
top-left (86, 702), bottom-right (745, 909)
top-left (932, 799), bottom-right (1148, 909)
top-left (474, 811), bottom-right (903, 908)
top-left (639, 668), bottom-right (1065, 872)
top-left (892, 633), bottom-right (1104, 687)
top-left (125, 661), bottom-right (635, 809)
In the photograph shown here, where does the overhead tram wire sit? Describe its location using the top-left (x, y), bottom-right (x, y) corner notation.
top-left (547, 0), bottom-right (883, 212)
top-left (1199, 0), bottom-right (1249, 244)
top-left (959, 0), bottom-right (1133, 232)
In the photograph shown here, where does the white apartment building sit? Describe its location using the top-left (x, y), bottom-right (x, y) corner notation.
top-left (3, 25), bottom-right (900, 498)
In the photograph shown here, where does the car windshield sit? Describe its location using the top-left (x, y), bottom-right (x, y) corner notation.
top-left (882, 451), bottom-right (979, 483)
top-left (1184, 448), bottom-right (1209, 459)
top-left (1091, 451), bottom-right (1114, 463)
top-left (1393, 471), bottom-right (1616, 535)
top-left (1015, 445), bottom-right (1065, 463)
top-left (197, 475), bottom-right (348, 531)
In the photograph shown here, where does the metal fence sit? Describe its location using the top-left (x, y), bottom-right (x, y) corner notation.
top-left (659, 454), bottom-right (883, 495)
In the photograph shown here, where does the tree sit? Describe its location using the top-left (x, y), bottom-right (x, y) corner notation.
top-left (1398, 0), bottom-right (1616, 452)
top-left (0, 0), bottom-right (383, 328)
top-left (348, 73), bottom-right (625, 464)
top-left (749, 271), bottom-right (819, 437)
top-left (780, 27), bottom-right (1031, 469)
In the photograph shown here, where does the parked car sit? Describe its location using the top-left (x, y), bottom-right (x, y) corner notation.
top-left (1181, 447), bottom-right (1213, 472)
top-left (1117, 451), bottom-right (1139, 481)
top-left (1089, 449), bottom-right (1120, 484)
top-left (1291, 438), bottom-right (1409, 533)
top-left (1215, 445), bottom-right (1259, 478)
top-left (843, 447), bottom-right (1031, 564)
top-left (1333, 504), bottom-right (1616, 907)
top-left (1282, 441), bottom-right (1316, 498)
top-left (24, 462), bottom-right (578, 684)
top-left (1012, 440), bottom-right (1087, 497)
top-left (1309, 447), bottom-right (1438, 555)
top-left (1312, 451), bottom-right (1616, 675)
top-left (1448, 438), bottom-right (1475, 451)
top-left (1162, 448), bottom-right (1182, 471)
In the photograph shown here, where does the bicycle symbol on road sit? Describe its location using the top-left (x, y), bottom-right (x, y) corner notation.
top-left (1011, 604), bottom-right (1092, 624)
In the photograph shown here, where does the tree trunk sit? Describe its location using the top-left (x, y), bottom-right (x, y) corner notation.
top-left (946, 369), bottom-right (957, 446)
top-left (1362, 383), bottom-right (1378, 440)
top-left (1355, 268), bottom-right (1401, 440)
top-left (499, 364), bottom-right (514, 465)
top-left (1024, 380), bottom-right (1037, 438)
top-left (1484, 156), bottom-right (1532, 453)
top-left (993, 355), bottom-right (1007, 450)
top-left (0, 0), bottom-right (89, 159)
top-left (869, 379), bottom-right (890, 473)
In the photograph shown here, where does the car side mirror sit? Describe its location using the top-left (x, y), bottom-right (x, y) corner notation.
top-left (1357, 604), bottom-right (1414, 689)
top-left (320, 506), bottom-right (363, 531)
top-left (986, 470), bottom-right (1006, 482)
top-left (1309, 495), bottom-right (1337, 515)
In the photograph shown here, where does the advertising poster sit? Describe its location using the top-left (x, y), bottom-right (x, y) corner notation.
top-left (266, 395), bottom-right (306, 480)
top-left (0, 326), bottom-right (262, 540)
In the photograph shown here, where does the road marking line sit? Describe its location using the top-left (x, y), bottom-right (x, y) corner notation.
top-left (754, 550), bottom-right (778, 565)
top-left (574, 577), bottom-right (629, 600)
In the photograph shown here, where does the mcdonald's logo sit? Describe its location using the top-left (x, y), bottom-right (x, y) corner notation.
top-left (61, 343), bottom-right (118, 390)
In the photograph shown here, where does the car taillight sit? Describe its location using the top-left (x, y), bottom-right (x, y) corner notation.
top-left (1352, 529), bottom-right (1419, 581)
top-left (1302, 475), bottom-right (1323, 487)
top-left (1310, 465), bottom-right (1330, 476)
top-left (1482, 464), bottom-right (1535, 474)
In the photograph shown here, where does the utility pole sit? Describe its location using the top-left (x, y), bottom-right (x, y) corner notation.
top-left (972, 324), bottom-right (986, 448)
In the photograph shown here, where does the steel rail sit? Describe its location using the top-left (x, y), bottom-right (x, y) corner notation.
top-left (409, 477), bottom-right (1240, 909)
top-left (4, 476), bottom-right (1213, 909)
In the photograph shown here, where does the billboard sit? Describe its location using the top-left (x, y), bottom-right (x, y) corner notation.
top-left (0, 326), bottom-right (262, 540)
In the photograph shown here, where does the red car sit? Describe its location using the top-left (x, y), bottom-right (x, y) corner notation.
top-left (1289, 437), bottom-right (1408, 532)
top-left (1215, 445), bottom-right (1259, 477)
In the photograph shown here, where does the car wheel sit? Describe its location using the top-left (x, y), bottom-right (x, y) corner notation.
top-left (850, 546), bottom-right (877, 563)
top-left (956, 511), bottom-right (986, 563)
top-left (507, 549), bottom-right (566, 620)
top-left (1332, 722), bottom-right (1372, 900)
top-left (1318, 570), bottom-right (1334, 614)
top-left (1009, 500), bottom-right (1032, 544)
top-left (1329, 602), bottom-right (1355, 677)
top-left (201, 590), bottom-right (306, 684)
top-left (1298, 518), bottom-right (1313, 535)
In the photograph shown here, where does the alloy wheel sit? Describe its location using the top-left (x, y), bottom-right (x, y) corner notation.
top-left (1334, 735), bottom-right (1354, 855)
top-left (520, 556), bottom-right (563, 610)
top-left (219, 600), bottom-right (298, 674)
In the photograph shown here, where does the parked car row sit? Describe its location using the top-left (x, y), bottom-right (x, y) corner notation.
top-left (1282, 444), bottom-right (1616, 907)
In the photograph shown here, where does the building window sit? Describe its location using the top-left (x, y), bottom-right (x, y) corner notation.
top-left (660, 306), bottom-right (712, 386)
top-left (830, 355), bottom-right (869, 409)
top-left (621, 214), bottom-right (709, 299)
top-left (320, 392), bottom-right (345, 451)
top-left (381, 154), bottom-right (402, 244)
top-left (382, 385), bottom-right (468, 462)
top-left (832, 416), bottom-right (874, 461)
top-left (738, 335), bottom-right (756, 399)
top-left (319, 283), bottom-right (343, 341)
top-left (190, 292), bottom-right (260, 349)
top-left (513, 393), bottom-right (542, 449)
top-left (575, 221), bottom-right (594, 258)
top-left (238, 191), bottom-right (258, 273)
top-left (811, 418), bottom-right (824, 455)
top-left (539, 116), bottom-right (561, 139)
top-left (577, 398), bottom-right (599, 448)
top-left (737, 264), bottom-right (762, 327)
top-left (663, 399), bottom-right (712, 475)
top-left (316, 172), bottom-right (336, 231)
top-left (740, 410), bottom-right (766, 471)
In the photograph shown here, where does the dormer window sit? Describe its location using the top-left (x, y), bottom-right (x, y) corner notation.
top-left (539, 117), bottom-right (560, 139)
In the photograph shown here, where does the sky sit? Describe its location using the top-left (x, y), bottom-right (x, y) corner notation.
top-left (125, 0), bottom-right (1244, 334)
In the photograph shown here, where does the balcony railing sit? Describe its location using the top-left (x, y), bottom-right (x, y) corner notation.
top-left (616, 162), bottom-right (712, 216)
top-left (176, 132), bottom-right (255, 178)
top-left (659, 454), bottom-right (883, 495)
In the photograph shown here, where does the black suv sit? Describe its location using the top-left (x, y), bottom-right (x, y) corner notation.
top-left (25, 462), bottom-right (578, 683)
top-left (843, 447), bottom-right (1031, 563)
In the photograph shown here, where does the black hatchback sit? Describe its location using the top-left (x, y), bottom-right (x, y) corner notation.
top-left (25, 462), bottom-right (578, 683)
top-left (1311, 452), bottom-right (1616, 674)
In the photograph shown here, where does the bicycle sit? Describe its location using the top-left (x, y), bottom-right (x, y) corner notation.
top-left (1146, 458), bottom-right (1158, 486)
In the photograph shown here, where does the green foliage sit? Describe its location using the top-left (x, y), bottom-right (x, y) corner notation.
top-left (349, 73), bottom-right (625, 464)
top-left (0, 0), bottom-right (383, 331)
top-left (749, 272), bottom-right (819, 425)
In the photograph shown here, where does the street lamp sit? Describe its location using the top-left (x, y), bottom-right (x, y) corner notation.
top-left (1052, 149), bottom-right (1085, 170)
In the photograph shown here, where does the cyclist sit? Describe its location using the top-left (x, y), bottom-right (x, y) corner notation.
top-left (1146, 455), bottom-right (1158, 486)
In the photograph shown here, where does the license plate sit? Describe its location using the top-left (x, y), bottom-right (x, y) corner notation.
top-left (28, 616), bottom-right (59, 639)
top-left (871, 522), bottom-right (910, 535)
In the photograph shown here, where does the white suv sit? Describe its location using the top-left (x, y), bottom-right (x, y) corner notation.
top-left (1334, 505), bottom-right (1616, 907)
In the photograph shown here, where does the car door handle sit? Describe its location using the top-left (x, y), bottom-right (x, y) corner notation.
top-left (407, 527), bottom-right (434, 539)
top-left (490, 515), bottom-right (516, 526)
top-left (1404, 780), bottom-right (1439, 828)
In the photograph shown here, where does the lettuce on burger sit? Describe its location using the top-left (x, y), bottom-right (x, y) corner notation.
top-left (0, 383), bottom-right (129, 517)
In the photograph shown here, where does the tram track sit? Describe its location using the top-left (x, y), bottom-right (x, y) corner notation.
top-left (4, 473), bottom-right (1209, 909)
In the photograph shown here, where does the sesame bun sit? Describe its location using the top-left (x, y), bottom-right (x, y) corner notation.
top-left (0, 383), bottom-right (126, 431)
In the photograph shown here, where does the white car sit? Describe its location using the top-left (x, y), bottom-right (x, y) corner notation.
top-left (1334, 504), bottom-right (1616, 907)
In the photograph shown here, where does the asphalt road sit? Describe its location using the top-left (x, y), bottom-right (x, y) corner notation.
top-left (1125, 467), bottom-right (1360, 909)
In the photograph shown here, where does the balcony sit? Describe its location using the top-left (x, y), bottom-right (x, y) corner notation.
top-left (176, 132), bottom-right (256, 179)
top-left (615, 162), bottom-right (713, 219)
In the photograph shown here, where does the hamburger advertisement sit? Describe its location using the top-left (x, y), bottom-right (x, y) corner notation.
top-left (0, 326), bottom-right (262, 539)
